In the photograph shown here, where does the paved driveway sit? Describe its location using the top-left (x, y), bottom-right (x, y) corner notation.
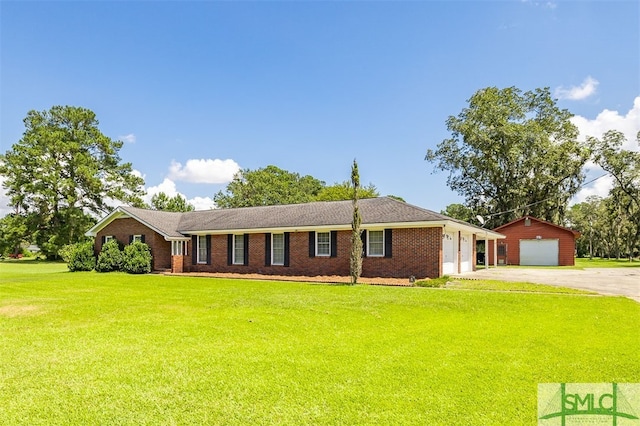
top-left (454, 267), bottom-right (640, 302)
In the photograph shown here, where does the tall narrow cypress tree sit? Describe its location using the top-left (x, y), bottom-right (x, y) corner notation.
top-left (350, 159), bottom-right (363, 284)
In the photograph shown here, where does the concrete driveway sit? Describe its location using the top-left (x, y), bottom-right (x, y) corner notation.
top-left (454, 267), bottom-right (640, 303)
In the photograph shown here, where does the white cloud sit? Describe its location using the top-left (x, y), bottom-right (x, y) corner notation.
top-left (168, 158), bottom-right (240, 184)
top-left (144, 178), bottom-right (215, 211)
top-left (554, 76), bottom-right (599, 101)
top-left (119, 133), bottom-right (136, 144)
top-left (571, 96), bottom-right (640, 151)
top-left (572, 96), bottom-right (640, 202)
top-left (189, 196), bottom-right (216, 211)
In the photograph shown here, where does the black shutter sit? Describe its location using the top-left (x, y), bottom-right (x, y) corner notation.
top-left (129, 235), bottom-right (133, 244)
top-left (206, 235), bottom-right (212, 265)
top-left (101, 236), bottom-right (106, 245)
top-left (192, 235), bottom-right (197, 265)
top-left (384, 229), bottom-right (392, 258)
top-left (309, 232), bottom-right (316, 257)
top-left (284, 232), bottom-right (290, 267)
top-left (361, 230), bottom-right (367, 258)
top-left (330, 231), bottom-right (338, 257)
top-left (244, 234), bottom-right (249, 266)
top-left (227, 234), bottom-right (233, 265)
top-left (265, 233), bottom-right (271, 266)
top-left (141, 234), bottom-right (145, 244)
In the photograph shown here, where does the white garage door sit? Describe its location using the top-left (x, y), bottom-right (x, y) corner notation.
top-left (459, 234), bottom-right (472, 273)
top-left (442, 232), bottom-right (457, 274)
top-left (520, 239), bottom-right (559, 266)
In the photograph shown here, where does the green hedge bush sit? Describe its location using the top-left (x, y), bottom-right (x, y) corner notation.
top-left (122, 241), bottom-right (153, 274)
top-left (96, 239), bottom-right (124, 272)
top-left (66, 241), bottom-right (96, 272)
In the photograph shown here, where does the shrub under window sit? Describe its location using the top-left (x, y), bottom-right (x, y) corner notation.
top-left (96, 239), bottom-right (124, 272)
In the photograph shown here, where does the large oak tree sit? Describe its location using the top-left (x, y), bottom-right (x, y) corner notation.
top-left (426, 87), bottom-right (590, 228)
top-left (0, 106), bottom-right (145, 257)
top-left (213, 165), bottom-right (325, 208)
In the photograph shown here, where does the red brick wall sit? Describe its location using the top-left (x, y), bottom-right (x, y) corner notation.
top-left (95, 218), bottom-right (172, 270)
top-left (488, 219), bottom-right (576, 266)
top-left (185, 228), bottom-right (443, 279)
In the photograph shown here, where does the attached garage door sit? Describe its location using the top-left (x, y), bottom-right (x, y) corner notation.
top-left (442, 232), bottom-right (456, 274)
top-left (459, 234), bottom-right (472, 273)
top-left (519, 239), bottom-right (559, 266)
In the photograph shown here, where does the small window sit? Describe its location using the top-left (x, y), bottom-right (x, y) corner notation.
top-left (104, 235), bottom-right (114, 243)
top-left (132, 235), bottom-right (142, 243)
top-left (197, 235), bottom-right (207, 264)
top-left (524, 218), bottom-right (531, 227)
top-left (497, 244), bottom-right (507, 256)
top-left (233, 234), bottom-right (245, 265)
top-left (272, 233), bottom-right (285, 265)
top-left (367, 230), bottom-right (384, 257)
top-left (316, 232), bottom-right (330, 256)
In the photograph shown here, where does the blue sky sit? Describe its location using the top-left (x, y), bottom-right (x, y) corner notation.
top-left (1, 0), bottom-right (638, 215)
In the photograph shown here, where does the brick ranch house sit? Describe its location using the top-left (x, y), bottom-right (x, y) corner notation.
top-left (487, 216), bottom-right (580, 266)
top-left (86, 197), bottom-right (505, 279)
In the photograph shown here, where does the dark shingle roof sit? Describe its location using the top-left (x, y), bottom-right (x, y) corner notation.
top-left (88, 197), bottom-right (497, 239)
top-left (177, 197), bottom-right (453, 232)
top-left (119, 206), bottom-right (186, 238)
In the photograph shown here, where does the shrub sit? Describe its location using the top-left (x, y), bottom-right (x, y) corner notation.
top-left (66, 241), bottom-right (96, 272)
top-left (96, 239), bottom-right (124, 272)
top-left (122, 241), bottom-right (152, 274)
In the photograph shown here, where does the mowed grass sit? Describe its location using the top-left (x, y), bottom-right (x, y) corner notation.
top-left (1, 262), bottom-right (639, 425)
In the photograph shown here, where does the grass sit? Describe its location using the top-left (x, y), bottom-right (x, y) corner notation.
top-left (1, 261), bottom-right (639, 425)
top-left (446, 279), bottom-right (595, 294)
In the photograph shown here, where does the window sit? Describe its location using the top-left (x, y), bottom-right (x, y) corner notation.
top-left (316, 232), bottom-right (330, 256)
top-left (132, 235), bottom-right (142, 243)
top-left (367, 230), bottom-right (384, 257)
top-left (171, 241), bottom-right (184, 256)
top-left (272, 233), bottom-right (285, 265)
top-left (197, 235), bottom-right (207, 264)
top-left (104, 235), bottom-right (114, 243)
top-left (233, 234), bottom-right (245, 265)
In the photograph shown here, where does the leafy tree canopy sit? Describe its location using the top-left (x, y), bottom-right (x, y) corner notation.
top-left (213, 165), bottom-right (325, 208)
top-left (315, 181), bottom-right (379, 202)
top-left (441, 203), bottom-right (475, 223)
top-left (150, 192), bottom-right (195, 212)
top-left (0, 106), bottom-right (146, 257)
top-left (426, 86), bottom-right (590, 228)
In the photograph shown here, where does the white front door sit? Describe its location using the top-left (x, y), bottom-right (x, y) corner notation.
top-left (460, 234), bottom-right (472, 272)
top-left (442, 231), bottom-right (457, 274)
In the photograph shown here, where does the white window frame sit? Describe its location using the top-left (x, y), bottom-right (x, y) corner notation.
top-left (367, 230), bottom-right (384, 257)
top-left (132, 235), bottom-right (142, 243)
top-left (316, 231), bottom-right (331, 257)
top-left (271, 233), bottom-right (285, 266)
top-left (104, 235), bottom-right (114, 243)
top-left (197, 235), bottom-right (207, 264)
top-left (233, 234), bottom-right (245, 265)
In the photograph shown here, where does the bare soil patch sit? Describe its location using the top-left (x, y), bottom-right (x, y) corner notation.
top-left (0, 304), bottom-right (41, 318)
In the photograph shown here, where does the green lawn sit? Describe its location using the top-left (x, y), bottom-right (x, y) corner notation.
top-left (1, 261), bottom-right (639, 425)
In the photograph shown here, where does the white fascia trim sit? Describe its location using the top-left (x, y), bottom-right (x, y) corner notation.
top-left (85, 207), bottom-right (132, 237)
